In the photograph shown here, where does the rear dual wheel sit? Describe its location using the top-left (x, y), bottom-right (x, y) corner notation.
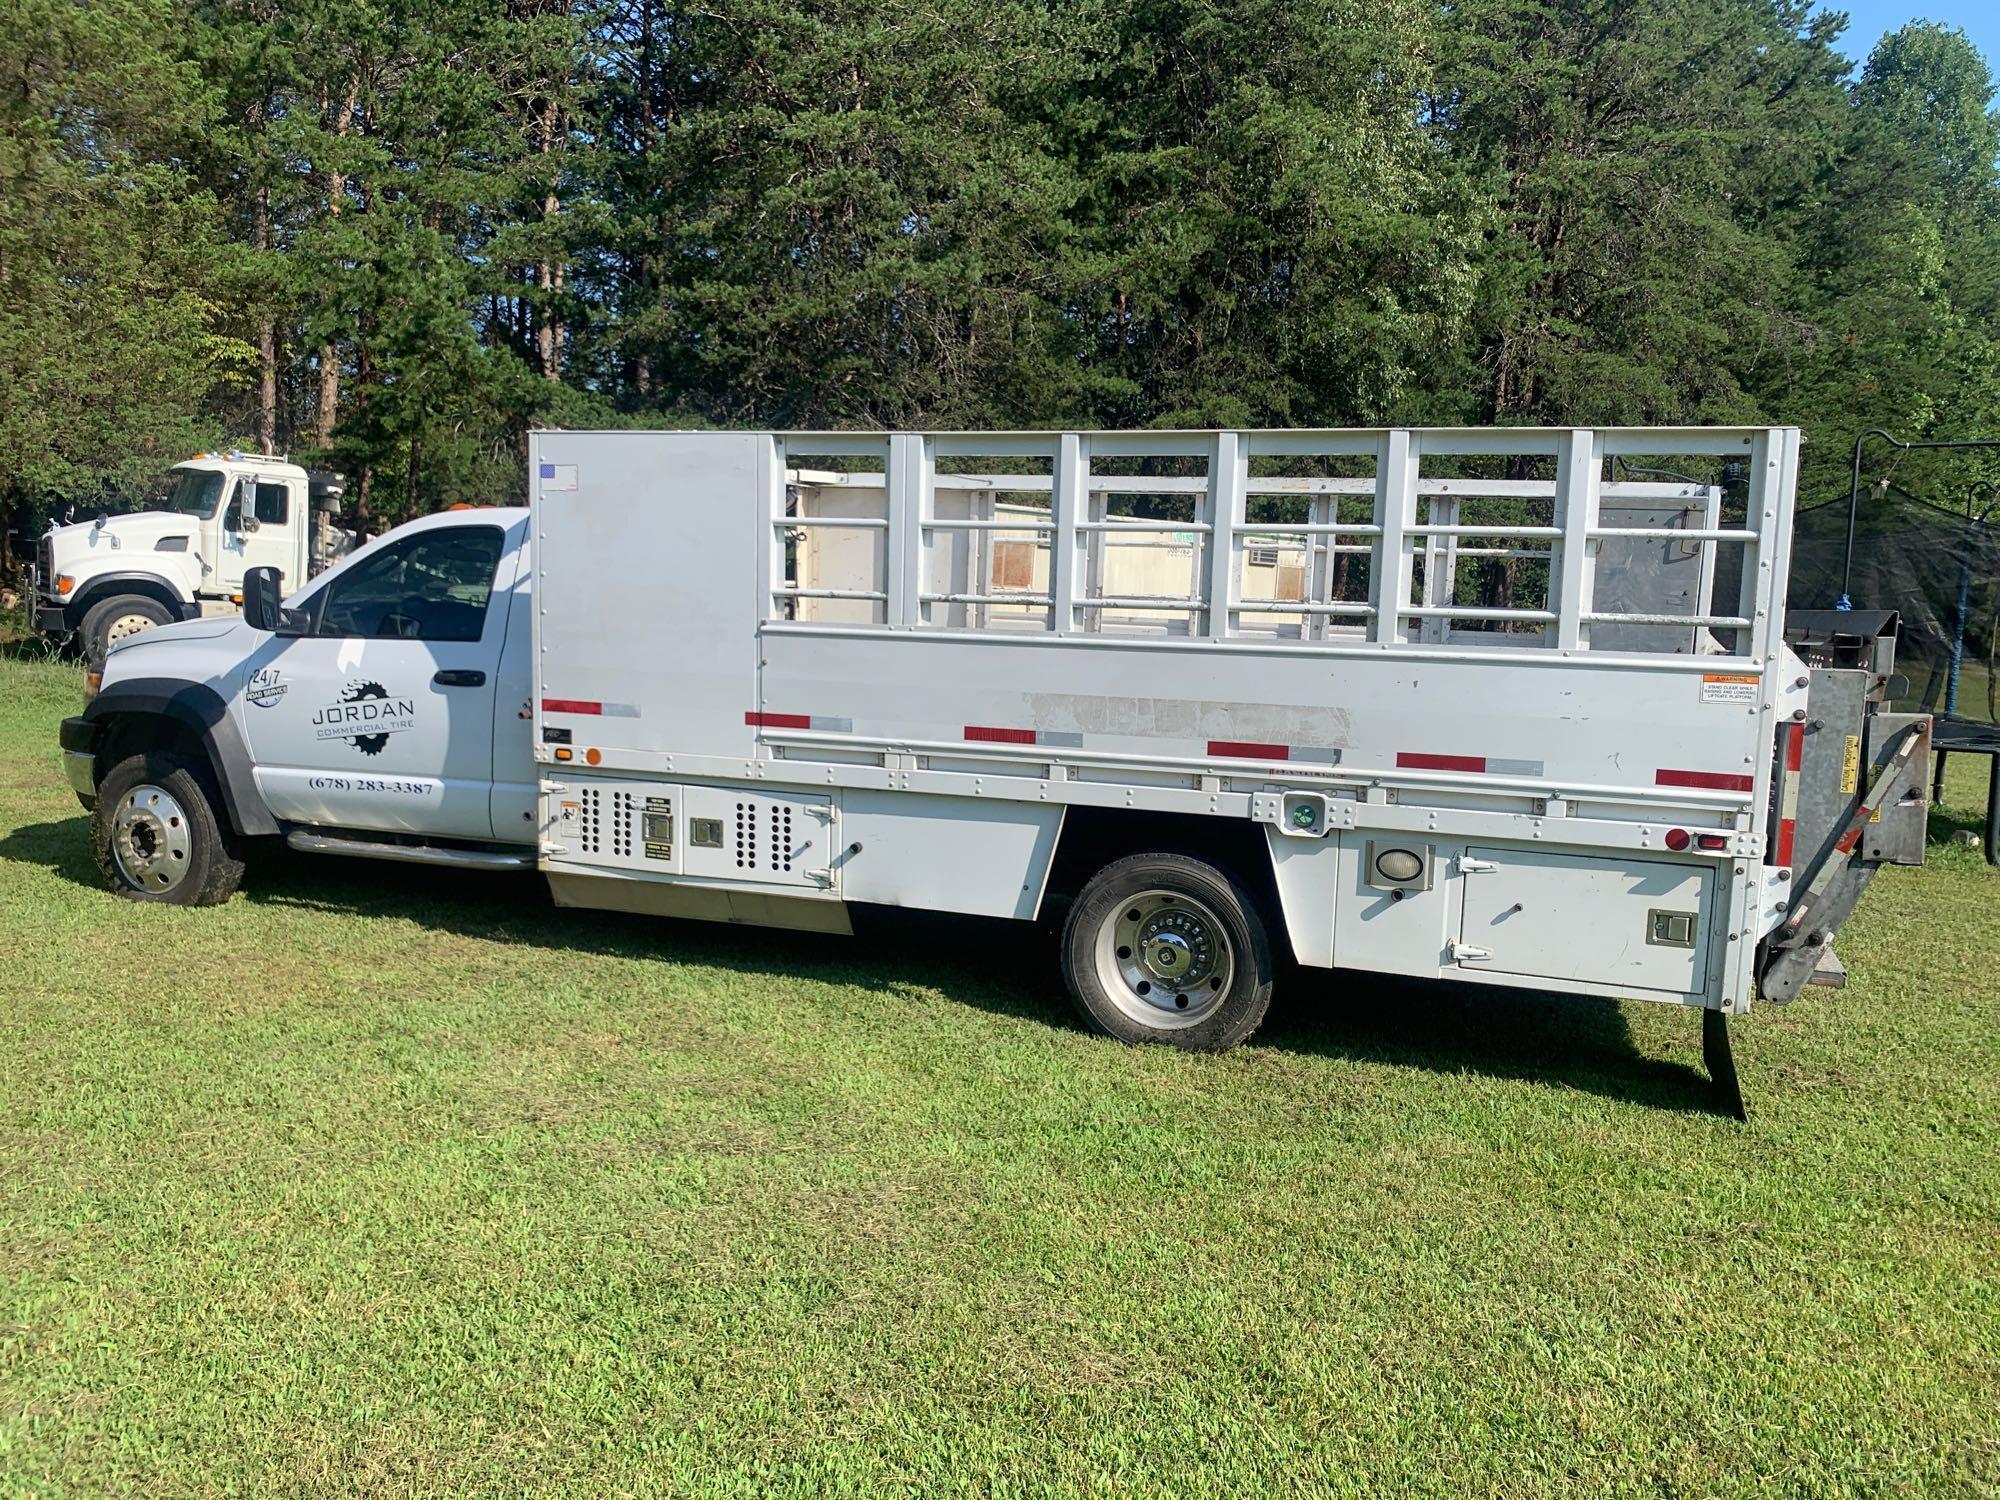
top-left (1060, 852), bottom-right (1274, 1051)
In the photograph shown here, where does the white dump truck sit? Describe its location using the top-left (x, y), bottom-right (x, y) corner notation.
top-left (56, 426), bottom-right (1929, 1112)
top-left (31, 452), bottom-right (350, 661)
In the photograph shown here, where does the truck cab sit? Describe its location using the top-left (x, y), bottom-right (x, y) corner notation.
top-left (61, 507), bottom-right (537, 896)
top-left (33, 453), bottom-right (351, 663)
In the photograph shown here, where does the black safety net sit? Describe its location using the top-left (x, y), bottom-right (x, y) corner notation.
top-left (1789, 487), bottom-right (2000, 725)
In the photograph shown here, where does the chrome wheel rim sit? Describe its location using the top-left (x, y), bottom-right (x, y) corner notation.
top-left (111, 783), bottom-right (193, 893)
top-left (104, 612), bottom-right (158, 647)
top-left (1092, 888), bottom-right (1234, 1029)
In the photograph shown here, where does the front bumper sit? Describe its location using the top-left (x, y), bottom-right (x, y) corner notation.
top-left (35, 602), bottom-right (69, 636)
top-left (59, 716), bottom-right (98, 806)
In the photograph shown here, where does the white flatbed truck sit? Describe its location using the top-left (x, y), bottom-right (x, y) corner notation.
top-left (57, 427), bottom-right (1929, 1113)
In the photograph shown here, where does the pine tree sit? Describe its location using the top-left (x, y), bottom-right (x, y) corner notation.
top-left (0, 0), bottom-right (250, 567)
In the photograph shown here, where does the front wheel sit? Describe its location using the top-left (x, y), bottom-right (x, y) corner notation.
top-left (1060, 852), bottom-right (1275, 1051)
top-left (80, 593), bottom-right (172, 664)
top-left (91, 752), bottom-right (245, 906)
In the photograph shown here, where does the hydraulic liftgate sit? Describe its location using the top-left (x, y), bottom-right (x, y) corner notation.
top-left (530, 427), bottom-right (1929, 1115)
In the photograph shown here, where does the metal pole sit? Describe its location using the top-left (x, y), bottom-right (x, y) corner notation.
top-left (1947, 551), bottom-right (1971, 716)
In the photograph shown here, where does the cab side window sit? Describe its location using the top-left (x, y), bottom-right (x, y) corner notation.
top-left (253, 481), bottom-right (289, 526)
top-left (314, 526), bottom-right (505, 641)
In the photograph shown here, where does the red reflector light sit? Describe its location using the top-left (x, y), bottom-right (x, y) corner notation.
top-left (1697, 834), bottom-right (1728, 851)
top-left (1664, 828), bottom-right (1691, 851)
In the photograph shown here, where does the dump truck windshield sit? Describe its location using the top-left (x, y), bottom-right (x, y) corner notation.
top-left (159, 469), bottom-right (226, 519)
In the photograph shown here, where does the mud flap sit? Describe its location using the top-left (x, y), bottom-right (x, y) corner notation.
top-left (1702, 1008), bottom-right (1747, 1122)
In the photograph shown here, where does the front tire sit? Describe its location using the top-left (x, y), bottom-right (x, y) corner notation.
top-left (80, 594), bottom-right (172, 664)
top-left (1060, 852), bottom-right (1275, 1051)
top-left (91, 752), bottom-right (245, 906)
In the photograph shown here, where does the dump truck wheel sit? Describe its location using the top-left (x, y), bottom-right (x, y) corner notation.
top-left (81, 594), bottom-right (172, 664)
top-left (1061, 852), bottom-right (1274, 1051)
top-left (92, 751), bottom-right (244, 907)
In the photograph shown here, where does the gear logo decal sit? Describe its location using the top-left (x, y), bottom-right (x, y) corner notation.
top-left (309, 680), bottom-right (416, 755)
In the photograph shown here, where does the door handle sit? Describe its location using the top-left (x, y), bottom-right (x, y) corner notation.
top-left (433, 669), bottom-right (486, 688)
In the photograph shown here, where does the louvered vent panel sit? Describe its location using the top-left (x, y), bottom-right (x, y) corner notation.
top-left (612, 790), bottom-right (636, 858)
top-left (770, 804), bottom-right (794, 872)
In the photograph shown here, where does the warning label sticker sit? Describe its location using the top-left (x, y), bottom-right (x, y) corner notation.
top-left (1699, 673), bottom-right (1759, 705)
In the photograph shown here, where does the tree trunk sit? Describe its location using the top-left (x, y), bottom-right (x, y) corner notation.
top-left (316, 80), bottom-right (357, 452)
top-left (254, 183), bottom-right (277, 453)
top-left (536, 96), bottom-right (562, 381)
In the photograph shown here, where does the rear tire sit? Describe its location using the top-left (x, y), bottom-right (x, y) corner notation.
top-left (91, 751), bottom-right (244, 906)
top-left (80, 594), bottom-right (172, 664)
top-left (1060, 852), bottom-right (1274, 1051)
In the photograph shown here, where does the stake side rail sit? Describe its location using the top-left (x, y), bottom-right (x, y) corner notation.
top-left (752, 426), bottom-right (1795, 836)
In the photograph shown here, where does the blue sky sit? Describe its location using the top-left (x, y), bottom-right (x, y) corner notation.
top-left (1822, 0), bottom-right (1998, 72)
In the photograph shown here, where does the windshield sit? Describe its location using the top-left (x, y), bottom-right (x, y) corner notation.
top-left (158, 469), bottom-right (226, 519)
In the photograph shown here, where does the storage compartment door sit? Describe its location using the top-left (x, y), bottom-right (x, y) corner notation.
top-left (679, 786), bottom-right (835, 890)
top-left (1457, 849), bottom-right (1711, 996)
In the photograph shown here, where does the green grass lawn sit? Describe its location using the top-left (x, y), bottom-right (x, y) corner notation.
top-left (0, 655), bottom-right (1995, 1496)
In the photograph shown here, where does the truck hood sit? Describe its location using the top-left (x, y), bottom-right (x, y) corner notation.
top-left (49, 511), bottom-right (200, 560)
top-left (104, 614), bottom-right (246, 658)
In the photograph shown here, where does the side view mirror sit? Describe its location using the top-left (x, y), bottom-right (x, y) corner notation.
top-left (238, 510), bottom-right (261, 533)
top-left (242, 566), bottom-right (297, 634)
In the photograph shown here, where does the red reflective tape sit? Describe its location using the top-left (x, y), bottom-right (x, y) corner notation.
top-left (745, 711), bottom-right (811, 729)
top-left (965, 725), bottom-right (1038, 745)
top-left (1656, 769), bottom-right (1755, 792)
top-left (1398, 752), bottom-right (1486, 774)
top-left (1836, 828), bottom-right (1861, 854)
top-left (1208, 740), bottom-right (1289, 760)
top-left (1785, 722), bottom-right (1805, 773)
top-left (1775, 818), bottom-right (1796, 867)
top-left (542, 698), bottom-right (601, 715)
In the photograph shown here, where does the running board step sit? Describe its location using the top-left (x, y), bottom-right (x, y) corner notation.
top-left (286, 830), bottom-right (534, 870)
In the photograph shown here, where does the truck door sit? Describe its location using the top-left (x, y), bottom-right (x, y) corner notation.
top-left (240, 519), bottom-right (516, 841)
top-left (217, 475), bottom-right (302, 593)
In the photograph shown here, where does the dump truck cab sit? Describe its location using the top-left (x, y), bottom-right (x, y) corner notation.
top-left (33, 454), bottom-right (351, 662)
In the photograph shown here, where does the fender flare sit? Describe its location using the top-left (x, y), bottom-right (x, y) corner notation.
top-left (82, 677), bottom-right (278, 837)
top-left (64, 572), bottom-right (200, 630)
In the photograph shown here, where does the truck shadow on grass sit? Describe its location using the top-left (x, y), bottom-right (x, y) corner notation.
top-left (1, 815), bottom-right (1729, 1117)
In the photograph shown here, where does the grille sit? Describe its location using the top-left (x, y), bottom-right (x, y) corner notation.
top-left (578, 788), bottom-right (602, 854)
top-left (734, 802), bottom-right (756, 869)
top-left (37, 535), bottom-right (54, 592)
